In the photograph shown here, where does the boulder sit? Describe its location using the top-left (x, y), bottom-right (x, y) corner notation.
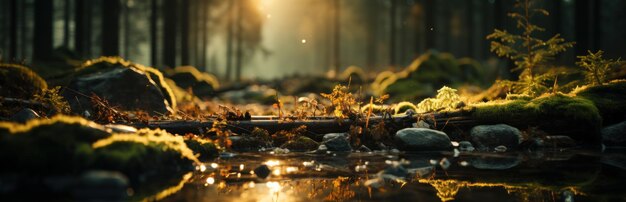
top-left (63, 57), bottom-right (175, 116)
top-left (72, 170), bottom-right (129, 201)
top-left (167, 66), bottom-right (219, 98)
top-left (470, 124), bottom-right (522, 151)
top-left (10, 108), bottom-right (40, 123)
top-left (394, 128), bottom-right (452, 151)
top-left (601, 121), bottom-right (626, 147)
top-left (458, 141), bottom-right (475, 152)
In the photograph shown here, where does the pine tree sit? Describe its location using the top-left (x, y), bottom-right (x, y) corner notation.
top-left (487, 0), bottom-right (574, 96)
top-left (576, 50), bottom-right (621, 86)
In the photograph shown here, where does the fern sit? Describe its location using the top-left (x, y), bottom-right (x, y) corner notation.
top-left (487, 0), bottom-right (574, 96)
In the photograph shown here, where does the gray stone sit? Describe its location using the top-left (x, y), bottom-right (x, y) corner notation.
top-left (322, 135), bottom-right (352, 152)
top-left (601, 121), bottom-right (626, 146)
top-left (471, 155), bottom-right (522, 170)
top-left (470, 124), bottom-right (522, 151)
top-left (394, 128), bottom-right (452, 151)
top-left (229, 136), bottom-right (264, 152)
top-left (458, 141), bottom-right (475, 152)
top-left (322, 133), bottom-right (348, 142)
top-left (494, 145), bottom-right (508, 152)
top-left (10, 108), bottom-right (39, 123)
top-left (72, 170), bottom-right (129, 201)
top-left (63, 67), bottom-right (174, 116)
top-left (253, 165), bottom-right (271, 179)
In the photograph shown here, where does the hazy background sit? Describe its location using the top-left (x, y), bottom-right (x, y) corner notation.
top-left (1, 0), bottom-right (625, 80)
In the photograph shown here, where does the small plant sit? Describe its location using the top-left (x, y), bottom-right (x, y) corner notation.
top-left (416, 86), bottom-right (462, 113)
top-left (321, 84), bottom-right (357, 119)
top-left (487, 0), bottom-right (574, 96)
top-left (89, 94), bottom-right (130, 123)
top-left (33, 86), bottom-right (71, 115)
top-left (576, 50), bottom-right (621, 86)
top-left (209, 117), bottom-right (232, 151)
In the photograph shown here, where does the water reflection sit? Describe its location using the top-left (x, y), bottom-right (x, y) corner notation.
top-left (156, 149), bottom-right (626, 201)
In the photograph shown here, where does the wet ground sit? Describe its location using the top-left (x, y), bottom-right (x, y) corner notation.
top-left (154, 148), bottom-right (626, 202)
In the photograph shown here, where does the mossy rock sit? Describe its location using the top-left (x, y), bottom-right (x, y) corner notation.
top-left (471, 93), bottom-right (602, 143)
top-left (184, 137), bottom-right (218, 161)
top-left (338, 66), bottom-right (367, 84)
top-left (280, 136), bottom-right (319, 152)
top-left (64, 57), bottom-right (176, 115)
top-left (575, 80), bottom-right (626, 125)
top-left (0, 63), bottom-right (48, 99)
top-left (0, 115), bottom-right (200, 177)
top-left (167, 66), bottom-right (219, 98)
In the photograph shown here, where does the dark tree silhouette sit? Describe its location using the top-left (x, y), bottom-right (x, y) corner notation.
top-left (101, 0), bottom-right (120, 56)
top-left (162, 0), bottom-right (178, 68)
top-left (33, 0), bottom-right (53, 61)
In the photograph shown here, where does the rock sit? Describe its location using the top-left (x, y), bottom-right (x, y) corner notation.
top-left (72, 170), bottom-right (129, 201)
top-left (168, 66), bottom-right (219, 98)
top-left (322, 133), bottom-right (348, 142)
top-left (458, 141), bottom-right (475, 152)
top-left (280, 136), bottom-right (319, 152)
top-left (494, 145), bottom-right (507, 152)
top-left (394, 128), bottom-right (452, 151)
top-left (601, 121), bottom-right (626, 146)
top-left (322, 135), bottom-right (352, 152)
top-left (63, 58), bottom-right (175, 116)
top-left (253, 165), bottom-right (271, 179)
top-left (357, 145), bottom-right (372, 152)
top-left (381, 164), bottom-right (408, 178)
top-left (543, 136), bottom-right (577, 148)
top-left (9, 108), bottom-right (39, 123)
top-left (230, 136), bottom-right (263, 152)
top-left (471, 155), bottom-right (522, 170)
top-left (0, 64), bottom-right (47, 100)
top-left (470, 124), bottom-right (522, 151)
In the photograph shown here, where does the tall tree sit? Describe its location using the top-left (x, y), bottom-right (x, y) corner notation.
top-left (33, 0), bottom-right (53, 61)
top-left (162, 0), bottom-right (178, 67)
top-left (9, 0), bottom-right (18, 59)
top-left (575, 0), bottom-right (600, 56)
top-left (389, 0), bottom-right (397, 67)
top-left (225, 0), bottom-right (234, 81)
top-left (234, 0), bottom-right (243, 81)
top-left (101, 0), bottom-right (120, 56)
top-left (63, 0), bottom-right (71, 48)
top-left (201, 0), bottom-right (210, 72)
top-left (333, 0), bottom-right (341, 74)
top-left (424, 0), bottom-right (435, 50)
top-left (150, 0), bottom-right (158, 66)
top-left (180, 0), bottom-right (190, 65)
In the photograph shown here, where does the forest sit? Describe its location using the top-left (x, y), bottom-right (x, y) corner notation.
top-left (1, 0), bottom-right (626, 201)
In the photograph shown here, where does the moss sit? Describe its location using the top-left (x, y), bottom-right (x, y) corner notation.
top-left (183, 136), bottom-right (218, 161)
top-left (0, 63), bottom-right (48, 99)
top-left (394, 101), bottom-right (418, 114)
top-left (0, 115), bottom-right (200, 177)
top-left (167, 66), bottom-right (219, 97)
top-left (75, 57), bottom-right (177, 111)
top-left (280, 136), bottom-right (319, 152)
top-left (574, 80), bottom-right (626, 125)
top-left (338, 66), bottom-right (367, 84)
top-left (471, 93), bottom-right (602, 142)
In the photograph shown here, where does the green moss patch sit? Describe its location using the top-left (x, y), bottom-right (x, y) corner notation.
top-left (574, 80), bottom-right (626, 125)
top-left (0, 63), bottom-right (48, 99)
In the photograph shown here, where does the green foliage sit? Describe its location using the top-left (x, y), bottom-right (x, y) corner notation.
top-left (576, 50), bottom-right (622, 86)
top-left (487, 0), bottom-right (574, 96)
top-left (33, 86), bottom-right (71, 114)
top-left (416, 86), bottom-right (462, 113)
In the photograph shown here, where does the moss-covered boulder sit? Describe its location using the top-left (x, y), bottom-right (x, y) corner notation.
top-left (183, 135), bottom-right (218, 161)
top-left (280, 136), bottom-right (319, 152)
top-left (470, 93), bottom-right (602, 144)
top-left (63, 57), bottom-right (176, 115)
top-left (167, 66), bottom-right (219, 98)
top-left (373, 51), bottom-right (484, 102)
top-left (575, 80), bottom-right (626, 125)
top-left (0, 115), bottom-right (200, 177)
top-left (0, 63), bottom-right (48, 99)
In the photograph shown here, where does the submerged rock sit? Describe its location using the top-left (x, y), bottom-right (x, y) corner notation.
top-left (253, 165), bottom-right (271, 179)
top-left (63, 57), bottom-right (176, 116)
top-left (280, 136), bottom-right (319, 152)
top-left (322, 135), bottom-right (352, 152)
top-left (9, 108), bottom-right (40, 123)
top-left (394, 128), bottom-right (452, 151)
top-left (601, 121), bottom-right (626, 147)
top-left (470, 124), bottom-right (522, 151)
top-left (72, 170), bottom-right (129, 201)
top-left (471, 155), bottom-right (522, 170)
top-left (230, 136), bottom-right (264, 152)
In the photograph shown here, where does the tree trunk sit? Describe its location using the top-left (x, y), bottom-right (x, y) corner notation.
top-left (180, 0), bottom-right (190, 65)
top-left (389, 0), bottom-right (397, 67)
top-left (9, 0), bottom-right (18, 59)
top-left (234, 0), bottom-right (243, 82)
top-left (74, 0), bottom-right (85, 57)
top-left (424, 0), bottom-right (435, 50)
top-left (333, 0), bottom-right (341, 74)
top-left (33, 0), bottom-right (53, 61)
top-left (150, 0), bottom-right (158, 66)
top-left (201, 0), bottom-right (210, 72)
top-left (225, 0), bottom-right (234, 81)
top-left (63, 0), bottom-right (70, 48)
top-left (575, 0), bottom-right (600, 56)
top-left (163, 0), bottom-right (178, 68)
top-left (101, 0), bottom-right (120, 56)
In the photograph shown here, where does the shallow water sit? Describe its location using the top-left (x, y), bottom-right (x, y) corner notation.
top-left (155, 148), bottom-right (626, 202)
